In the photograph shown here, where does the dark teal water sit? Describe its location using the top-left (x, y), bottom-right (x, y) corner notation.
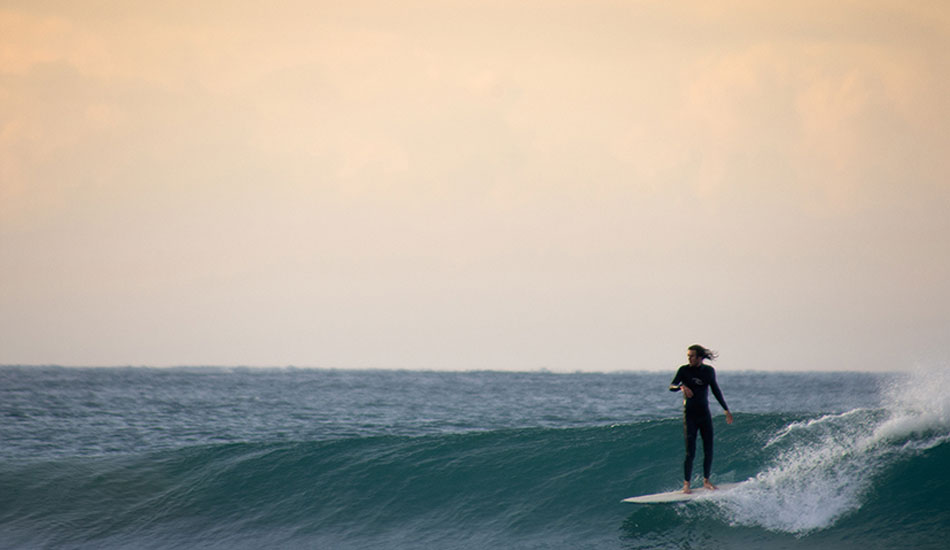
top-left (0, 367), bottom-right (946, 549)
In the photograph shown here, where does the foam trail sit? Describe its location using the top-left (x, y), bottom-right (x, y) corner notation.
top-left (715, 369), bottom-right (950, 534)
top-left (763, 408), bottom-right (868, 448)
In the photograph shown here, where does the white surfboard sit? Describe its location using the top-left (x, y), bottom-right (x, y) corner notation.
top-left (622, 482), bottom-right (742, 504)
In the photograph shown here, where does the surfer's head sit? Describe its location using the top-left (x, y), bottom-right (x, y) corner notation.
top-left (687, 344), bottom-right (717, 366)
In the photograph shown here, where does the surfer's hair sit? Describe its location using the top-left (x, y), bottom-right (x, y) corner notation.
top-left (688, 344), bottom-right (718, 361)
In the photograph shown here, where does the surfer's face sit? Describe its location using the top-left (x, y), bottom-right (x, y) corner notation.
top-left (687, 349), bottom-right (702, 367)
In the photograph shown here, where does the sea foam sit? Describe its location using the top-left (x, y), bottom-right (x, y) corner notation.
top-left (714, 368), bottom-right (950, 534)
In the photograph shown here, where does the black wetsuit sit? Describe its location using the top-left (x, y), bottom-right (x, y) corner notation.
top-left (669, 364), bottom-right (729, 481)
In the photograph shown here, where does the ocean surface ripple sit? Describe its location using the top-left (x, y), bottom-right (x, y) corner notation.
top-left (1, 367), bottom-right (946, 549)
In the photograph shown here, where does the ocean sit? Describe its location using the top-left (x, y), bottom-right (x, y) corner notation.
top-left (0, 366), bottom-right (947, 549)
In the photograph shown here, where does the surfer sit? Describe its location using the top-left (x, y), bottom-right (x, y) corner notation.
top-left (669, 344), bottom-right (733, 494)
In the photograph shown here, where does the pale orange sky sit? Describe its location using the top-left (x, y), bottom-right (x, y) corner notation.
top-left (2, 1), bottom-right (949, 371)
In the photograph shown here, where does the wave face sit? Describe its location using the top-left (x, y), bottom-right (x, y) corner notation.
top-left (0, 367), bottom-right (947, 549)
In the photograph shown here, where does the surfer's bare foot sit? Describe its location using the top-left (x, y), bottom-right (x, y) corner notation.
top-left (703, 479), bottom-right (717, 491)
top-left (682, 481), bottom-right (692, 494)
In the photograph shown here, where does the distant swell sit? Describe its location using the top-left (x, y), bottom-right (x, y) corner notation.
top-left (1, 411), bottom-right (948, 549)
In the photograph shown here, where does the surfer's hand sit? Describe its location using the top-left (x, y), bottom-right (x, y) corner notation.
top-left (725, 411), bottom-right (734, 424)
top-left (682, 386), bottom-right (693, 398)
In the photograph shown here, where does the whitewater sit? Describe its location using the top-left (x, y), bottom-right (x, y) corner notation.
top-left (0, 366), bottom-right (947, 549)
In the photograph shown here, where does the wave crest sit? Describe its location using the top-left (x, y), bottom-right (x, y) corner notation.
top-left (715, 370), bottom-right (950, 534)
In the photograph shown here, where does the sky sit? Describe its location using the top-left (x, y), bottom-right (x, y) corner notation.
top-left (2, 1), bottom-right (949, 372)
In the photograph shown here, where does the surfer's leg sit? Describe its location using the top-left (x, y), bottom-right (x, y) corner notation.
top-left (699, 416), bottom-right (714, 481)
top-left (683, 416), bottom-right (698, 488)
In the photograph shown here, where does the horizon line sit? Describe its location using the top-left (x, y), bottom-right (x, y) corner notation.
top-left (0, 364), bottom-right (904, 375)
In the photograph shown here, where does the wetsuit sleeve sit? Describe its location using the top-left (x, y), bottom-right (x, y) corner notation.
top-left (709, 369), bottom-right (729, 411)
top-left (669, 367), bottom-right (684, 391)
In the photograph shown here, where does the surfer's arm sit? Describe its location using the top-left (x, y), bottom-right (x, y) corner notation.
top-left (709, 370), bottom-right (732, 423)
top-left (670, 384), bottom-right (693, 398)
top-left (669, 382), bottom-right (693, 398)
top-left (710, 383), bottom-right (728, 411)
top-left (669, 367), bottom-right (685, 392)
top-left (670, 367), bottom-right (694, 398)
